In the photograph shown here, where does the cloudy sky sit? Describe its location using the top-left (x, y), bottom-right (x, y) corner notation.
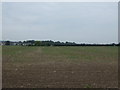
top-left (2, 2), bottom-right (118, 43)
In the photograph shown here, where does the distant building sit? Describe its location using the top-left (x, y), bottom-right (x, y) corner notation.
top-left (22, 40), bottom-right (35, 46)
top-left (10, 42), bottom-right (23, 46)
top-left (0, 41), bottom-right (2, 45)
top-left (0, 41), bottom-right (5, 45)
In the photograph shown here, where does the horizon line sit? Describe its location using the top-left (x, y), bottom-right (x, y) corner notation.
top-left (0, 39), bottom-right (118, 44)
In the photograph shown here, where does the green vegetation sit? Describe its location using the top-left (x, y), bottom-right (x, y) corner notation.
top-left (3, 40), bottom-right (119, 46)
top-left (2, 46), bottom-right (118, 63)
top-left (84, 84), bottom-right (93, 88)
top-left (0, 46), bottom-right (2, 54)
top-left (2, 46), bottom-right (118, 88)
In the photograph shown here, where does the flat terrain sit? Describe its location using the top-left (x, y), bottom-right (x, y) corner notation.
top-left (0, 46), bottom-right (2, 89)
top-left (2, 46), bottom-right (118, 88)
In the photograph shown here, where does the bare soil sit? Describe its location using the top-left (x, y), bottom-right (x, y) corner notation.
top-left (2, 46), bottom-right (118, 88)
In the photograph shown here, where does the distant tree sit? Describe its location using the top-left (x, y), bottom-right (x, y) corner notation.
top-left (5, 41), bottom-right (10, 45)
top-left (18, 41), bottom-right (22, 45)
top-left (111, 43), bottom-right (116, 46)
top-left (35, 41), bottom-right (41, 46)
top-left (119, 42), bottom-right (120, 46)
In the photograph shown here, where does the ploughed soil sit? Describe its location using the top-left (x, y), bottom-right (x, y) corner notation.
top-left (2, 46), bottom-right (118, 88)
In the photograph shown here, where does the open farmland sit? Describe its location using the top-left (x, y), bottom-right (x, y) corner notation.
top-left (2, 46), bottom-right (118, 88)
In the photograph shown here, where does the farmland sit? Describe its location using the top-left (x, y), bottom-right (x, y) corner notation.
top-left (2, 46), bottom-right (118, 88)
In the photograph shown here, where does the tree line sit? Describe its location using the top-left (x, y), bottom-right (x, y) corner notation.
top-left (2, 40), bottom-right (120, 46)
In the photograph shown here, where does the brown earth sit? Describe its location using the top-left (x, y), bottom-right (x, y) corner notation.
top-left (2, 46), bottom-right (118, 88)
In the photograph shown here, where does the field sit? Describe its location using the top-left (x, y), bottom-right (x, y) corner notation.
top-left (2, 46), bottom-right (118, 88)
top-left (0, 46), bottom-right (2, 89)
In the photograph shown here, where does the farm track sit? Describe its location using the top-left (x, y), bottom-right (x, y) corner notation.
top-left (2, 46), bottom-right (118, 88)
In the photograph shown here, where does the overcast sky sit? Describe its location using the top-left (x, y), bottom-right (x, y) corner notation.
top-left (2, 2), bottom-right (118, 43)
